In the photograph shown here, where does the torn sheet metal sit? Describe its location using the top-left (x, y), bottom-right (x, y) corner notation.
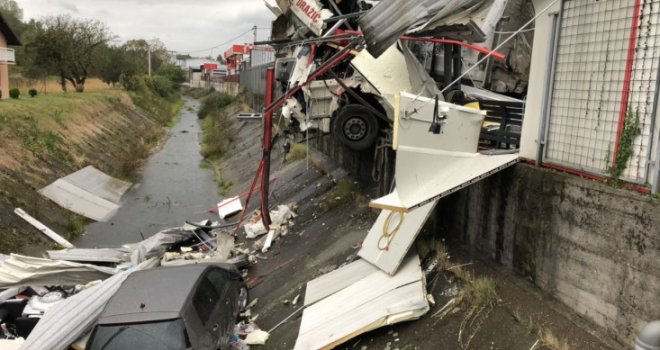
top-left (359, 199), bottom-right (438, 275)
top-left (38, 166), bottom-right (132, 222)
top-left (401, 44), bottom-right (441, 99)
top-left (358, 0), bottom-right (489, 58)
top-left (20, 258), bottom-right (159, 350)
top-left (130, 227), bottom-right (195, 265)
top-left (46, 248), bottom-right (131, 264)
top-left (295, 255), bottom-right (428, 350)
top-left (350, 45), bottom-right (413, 112)
top-left (370, 92), bottom-right (518, 211)
top-left (0, 254), bottom-right (115, 289)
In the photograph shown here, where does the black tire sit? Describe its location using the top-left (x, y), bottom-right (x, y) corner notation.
top-left (332, 104), bottom-right (380, 151)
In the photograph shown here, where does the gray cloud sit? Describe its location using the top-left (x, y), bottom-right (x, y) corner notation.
top-left (20, 0), bottom-right (276, 56)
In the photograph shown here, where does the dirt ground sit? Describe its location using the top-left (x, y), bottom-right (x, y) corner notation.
top-left (214, 113), bottom-right (618, 350)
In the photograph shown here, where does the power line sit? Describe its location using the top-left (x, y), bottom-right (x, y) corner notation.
top-left (177, 28), bottom-right (253, 54)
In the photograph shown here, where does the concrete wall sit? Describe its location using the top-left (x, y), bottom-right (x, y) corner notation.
top-left (0, 33), bottom-right (8, 100)
top-left (436, 163), bottom-right (660, 346)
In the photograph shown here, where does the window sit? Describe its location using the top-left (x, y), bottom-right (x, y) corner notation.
top-left (87, 319), bottom-right (189, 350)
top-left (192, 277), bottom-right (219, 324)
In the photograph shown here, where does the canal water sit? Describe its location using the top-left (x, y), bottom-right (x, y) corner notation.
top-left (76, 98), bottom-right (222, 248)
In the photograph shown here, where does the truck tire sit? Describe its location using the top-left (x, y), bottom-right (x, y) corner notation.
top-left (333, 104), bottom-right (379, 151)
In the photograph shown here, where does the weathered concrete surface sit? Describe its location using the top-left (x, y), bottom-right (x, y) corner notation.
top-left (437, 163), bottom-right (660, 346)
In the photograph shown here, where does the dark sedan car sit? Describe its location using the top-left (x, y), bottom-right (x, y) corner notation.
top-left (86, 264), bottom-right (247, 350)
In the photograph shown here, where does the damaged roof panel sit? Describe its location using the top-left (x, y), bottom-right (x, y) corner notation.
top-left (358, 0), bottom-right (492, 58)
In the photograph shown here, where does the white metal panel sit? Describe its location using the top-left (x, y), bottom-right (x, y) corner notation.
top-left (372, 92), bottom-right (518, 211)
top-left (38, 166), bottom-right (131, 222)
top-left (359, 200), bottom-right (438, 275)
top-left (351, 46), bottom-right (414, 110)
top-left (65, 166), bottom-right (132, 204)
top-left (295, 255), bottom-right (428, 350)
top-left (304, 259), bottom-right (378, 306)
top-left (520, 0), bottom-right (562, 160)
top-left (39, 179), bottom-right (120, 221)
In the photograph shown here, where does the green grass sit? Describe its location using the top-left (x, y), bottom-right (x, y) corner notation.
top-left (286, 144), bottom-right (308, 162)
top-left (319, 180), bottom-right (368, 212)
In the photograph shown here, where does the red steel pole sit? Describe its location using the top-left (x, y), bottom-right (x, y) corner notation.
top-left (613, 0), bottom-right (642, 165)
top-left (261, 67), bottom-right (275, 228)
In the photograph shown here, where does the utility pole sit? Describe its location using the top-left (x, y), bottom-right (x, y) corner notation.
top-left (147, 45), bottom-right (152, 77)
top-left (253, 25), bottom-right (258, 44)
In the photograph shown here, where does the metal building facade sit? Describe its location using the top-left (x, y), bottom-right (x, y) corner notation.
top-left (542, 0), bottom-right (660, 186)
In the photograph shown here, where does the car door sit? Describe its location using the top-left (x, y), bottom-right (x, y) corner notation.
top-left (191, 274), bottom-right (220, 349)
top-left (205, 268), bottom-right (237, 349)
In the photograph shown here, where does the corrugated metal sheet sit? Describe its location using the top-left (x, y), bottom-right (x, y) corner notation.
top-left (0, 254), bottom-right (115, 289)
top-left (20, 258), bottom-right (159, 350)
top-left (46, 248), bottom-right (131, 264)
top-left (358, 0), bottom-right (488, 58)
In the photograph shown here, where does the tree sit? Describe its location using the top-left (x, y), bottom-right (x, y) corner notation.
top-left (216, 54), bottom-right (227, 65)
top-left (122, 38), bottom-right (169, 75)
top-left (30, 15), bottom-right (111, 92)
top-left (96, 45), bottom-right (139, 86)
top-left (0, 0), bottom-right (24, 36)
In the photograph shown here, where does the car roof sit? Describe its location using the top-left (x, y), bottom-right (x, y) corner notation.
top-left (97, 264), bottom-right (215, 325)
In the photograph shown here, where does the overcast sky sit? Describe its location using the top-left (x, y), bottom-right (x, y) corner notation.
top-left (20, 0), bottom-right (275, 57)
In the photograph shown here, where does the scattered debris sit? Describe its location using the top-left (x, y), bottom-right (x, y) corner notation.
top-left (245, 329), bottom-right (270, 345)
top-left (218, 196), bottom-right (244, 219)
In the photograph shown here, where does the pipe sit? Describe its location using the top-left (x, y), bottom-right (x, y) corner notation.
top-left (261, 67), bottom-right (275, 228)
top-left (339, 30), bottom-right (506, 60)
top-left (613, 0), bottom-right (643, 165)
top-left (648, 57), bottom-right (660, 193)
top-left (537, 11), bottom-right (562, 166)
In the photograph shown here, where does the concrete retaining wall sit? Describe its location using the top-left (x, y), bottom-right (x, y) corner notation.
top-left (436, 163), bottom-right (660, 346)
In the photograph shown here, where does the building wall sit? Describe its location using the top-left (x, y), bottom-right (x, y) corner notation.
top-left (0, 32), bottom-right (9, 100)
top-left (521, 0), bottom-right (660, 189)
top-left (520, 0), bottom-right (560, 161)
top-left (436, 163), bottom-right (660, 346)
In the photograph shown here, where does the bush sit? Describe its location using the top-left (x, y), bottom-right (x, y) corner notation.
top-left (197, 93), bottom-right (235, 119)
top-left (29, 89), bottom-right (38, 98)
top-left (9, 88), bottom-right (20, 99)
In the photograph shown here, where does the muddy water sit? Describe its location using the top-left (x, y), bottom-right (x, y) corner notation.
top-left (76, 98), bottom-right (221, 247)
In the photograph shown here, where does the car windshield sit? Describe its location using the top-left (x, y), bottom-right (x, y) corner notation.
top-left (87, 318), bottom-right (189, 350)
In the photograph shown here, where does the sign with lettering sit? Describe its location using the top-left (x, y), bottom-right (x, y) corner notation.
top-left (289, 0), bottom-right (329, 36)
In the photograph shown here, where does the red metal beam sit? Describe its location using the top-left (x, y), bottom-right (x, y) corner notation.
top-left (613, 0), bottom-right (642, 165)
top-left (340, 30), bottom-right (506, 60)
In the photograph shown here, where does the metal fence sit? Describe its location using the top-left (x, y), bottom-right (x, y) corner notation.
top-left (544, 0), bottom-right (660, 184)
top-left (240, 63), bottom-right (277, 111)
top-left (249, 46), bottom-right (276, 68)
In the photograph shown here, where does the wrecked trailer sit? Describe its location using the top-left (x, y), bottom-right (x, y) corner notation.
top-left (262, 0), bottom-right (520, 152)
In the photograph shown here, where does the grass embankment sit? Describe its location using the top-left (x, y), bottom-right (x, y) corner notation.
top-left (197, 92), bottom-right (244, 195)
top-left (0, 77), bottom-right (181, 254)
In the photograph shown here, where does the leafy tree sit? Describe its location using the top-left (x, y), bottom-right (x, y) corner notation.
top-left (122, 38), bottom-right (169, 75)
top-left (30, 15), bottom-right (111, 92)
top-left (0, 0), bottom-right (24, 36)
top-left (156, 62), bottom-right (186, 86)
top-left (216, 55), bottom-right (227, 65)
top-left (96, 45), bottom-right (139, 86)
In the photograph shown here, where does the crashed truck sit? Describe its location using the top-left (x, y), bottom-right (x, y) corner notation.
top-left (263, 0), bottom-right (527, 151)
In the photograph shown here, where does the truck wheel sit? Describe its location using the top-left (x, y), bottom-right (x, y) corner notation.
top-left (333, 104), bottom-right (379, 151)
